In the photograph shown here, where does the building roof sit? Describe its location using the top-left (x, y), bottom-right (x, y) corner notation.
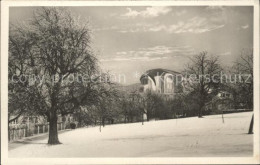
top-left (140, 68), bottom-right (180, 85)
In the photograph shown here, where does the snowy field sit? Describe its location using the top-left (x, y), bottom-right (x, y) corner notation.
top-left (9, 112), bottom-right (253, 157)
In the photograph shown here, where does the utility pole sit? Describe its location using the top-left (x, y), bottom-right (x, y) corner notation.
top-left (222, 110), bottom-right (225, 123)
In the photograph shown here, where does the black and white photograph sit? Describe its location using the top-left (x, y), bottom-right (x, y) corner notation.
top-left (1, 0), bottom-right (259, 164)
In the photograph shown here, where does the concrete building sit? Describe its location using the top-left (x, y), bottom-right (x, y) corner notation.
top-left (140, 68), bottom-right (183, 98)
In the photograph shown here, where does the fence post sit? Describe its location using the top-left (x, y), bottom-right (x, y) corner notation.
top-left (13, 129), bottom-right (15, 140)
top-left (17, 129), bottom-right (19, 139)
top-left (23, 128), bottom-right (25, 137)
top-left (27, 117), bottom-right (30, 137)
top-left (43, 125), bottom-right (45, 133)
top-left (19, 128), bottom-right (21, 138)
top-left (38, 125), bottom-right (40, 134)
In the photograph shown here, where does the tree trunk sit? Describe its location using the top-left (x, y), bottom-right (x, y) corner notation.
top-left (102, 117), bottom-right (105, 127)
top-left (99, 117), bottom-right (102, 132)
top-left (48, 111), bottom-right (60, 145)
top-left (141, 112), bottom-right (144, 125)
top-left (78, 113), bottom-right (82, 128)
top-left (198, 100), bottom-right (204, 118)
top-left (248, 114), bottom-right (254, 134)
top-left (146, 113), bottom-right (150, 121)
top-left (233, 93), bottom-right (238, 109)
top-left (222, 110), bottom-right (225, 123)
top-left (198, 109), bottom-right (202, 118)
top-left (8, 123), bottom-right (10, 141)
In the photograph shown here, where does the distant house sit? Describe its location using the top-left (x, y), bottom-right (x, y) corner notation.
top-left (140, 68), bottom-right (183, 98)
top-left (9, 113), bottom-right (78, 140)
top-left (204, 91), bottom-right (234, 114)
top-left (9, 114), bottom-right (74, 126)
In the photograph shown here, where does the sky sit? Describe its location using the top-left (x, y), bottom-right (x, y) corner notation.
top-left (9, 6), bottom-right (253, 85)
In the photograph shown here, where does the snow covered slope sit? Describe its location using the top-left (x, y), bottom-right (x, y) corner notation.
top-left (9, 112), bottom-right (253, 157)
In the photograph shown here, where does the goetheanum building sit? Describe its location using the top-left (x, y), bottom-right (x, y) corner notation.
top-left (140, 68), bottom-right (183, 98)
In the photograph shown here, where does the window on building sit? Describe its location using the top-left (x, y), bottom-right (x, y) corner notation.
top-left (165, 77), bottom-right (173, 93)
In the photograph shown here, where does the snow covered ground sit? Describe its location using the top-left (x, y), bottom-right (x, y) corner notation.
top-left (9, 112), bottom-right (253, 157)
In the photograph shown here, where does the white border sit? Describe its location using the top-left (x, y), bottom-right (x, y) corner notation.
top-left (1, 0), bottom-right (260, 164)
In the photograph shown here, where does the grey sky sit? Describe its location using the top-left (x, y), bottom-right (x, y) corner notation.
top-left (10, 6), bottom-right (253, 84)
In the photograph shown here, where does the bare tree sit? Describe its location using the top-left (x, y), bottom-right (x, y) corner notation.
top-left (184, 51), bottom-right (222, 117)
top-left (142, 90), bottom-right (162, 121)
top-left (233, 49), bottom-right (253, 109)
top-left (8, 7), bottom-right (109, 144)
top-left (232, 49), bottom-right (253, 134)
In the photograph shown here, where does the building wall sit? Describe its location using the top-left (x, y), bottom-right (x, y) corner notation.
top-left (148, 74), bottom-right (175, 95)
top-left (143, 76), bottom-right (156, 92)
top-left (140, 70), bottom-right (182, 99)
top-left (164, 73), bottom-right (174, 94)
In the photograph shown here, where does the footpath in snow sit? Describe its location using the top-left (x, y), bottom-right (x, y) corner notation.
top-left (9, 112), bottom-right (253, 157)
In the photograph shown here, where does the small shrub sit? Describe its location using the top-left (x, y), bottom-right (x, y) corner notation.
top-left (70, 122), bottom-right (76, 129)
